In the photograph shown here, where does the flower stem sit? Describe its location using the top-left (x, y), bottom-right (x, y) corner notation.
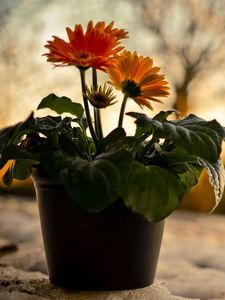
top-left (92, 68), bottom-right (103, 140)
top-left (79, 69), bottom-right (98, 146)
top-left (118, 94), bottom-right (128, 128)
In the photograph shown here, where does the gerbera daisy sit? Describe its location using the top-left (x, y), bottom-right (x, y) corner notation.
top-left (44, 20), bottom-right (128, 71)
top-left (86, 84), bottom-right (116, 108)
top-left (107, 50), bottom-right (170, 110)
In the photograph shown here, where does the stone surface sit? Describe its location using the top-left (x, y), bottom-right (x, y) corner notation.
top-left (0, 238), bottom-right (17, 257)
top-left (1, 195), bottom-right (225, 299)
top-left (157, 212), bottom-right (225, 299)
top-left (0, 266), bottom-right (192, 300)
top-left (0, 292), bottom-right (47, 300)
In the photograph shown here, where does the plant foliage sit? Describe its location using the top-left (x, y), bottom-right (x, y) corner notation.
top-left (0, 98), bottom-right (224, 222)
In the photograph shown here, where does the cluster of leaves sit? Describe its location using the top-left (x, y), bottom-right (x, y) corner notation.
top-left (0, 94), bottom-right (224, 222)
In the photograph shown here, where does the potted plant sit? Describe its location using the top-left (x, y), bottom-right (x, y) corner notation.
top-left (0, 20), bottom-right (224, 290)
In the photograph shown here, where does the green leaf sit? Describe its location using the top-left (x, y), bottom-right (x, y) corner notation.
top-left (37, 94), bottom-right (84, 118)
top-left (13, 159), bottom-right (37, 180)
top-left (198, 158), bottom-right (225, 212)
top-left (128, 112), bottom-right (224, 163)
top-left (0, 127), bottom-right (18, 153)
top-left (61, 149), bottom-right (133, 213)
top-left (1, 145), bottom-right (33, 160)
top-left (92, 159), bottom-right (122, 200)
top-left (0, 145), bottom-right (34, 169)
top-left (35, 116), bottom-right (62, 133)
top-left (123, 161), bottom-right (187, 223)
top-left (40, 150), bottom-right (74, 183)
top-left (61, 158), bottom-right (117, 212)
top-left (123, 136), bottom-right (139, 151)
top-left (96, 149), bottom-right (133, 187)
top-left (58, 134), bottom-right (85, 158)
top-left (165, 148), bottom-right (203, 187)
top-left (178, 164), bottom-right (202, 188)
top-left (73, 116), bottom-right (88, 131)
top-left (96, 127), bottom-right (126, 154)
top-left (153, 109), bottom-right (178, 121)
top-left (0, 113), bottom-right (35, 153)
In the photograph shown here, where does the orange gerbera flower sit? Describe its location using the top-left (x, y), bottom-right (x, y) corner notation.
top-left (44, 21), bottom-right (128, 71)
top-left (107, 51), bottom-right (170, 109)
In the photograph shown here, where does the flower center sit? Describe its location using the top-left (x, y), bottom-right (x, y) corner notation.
top-left (93, 94), bottom-right (108, 108)
top-left (73, 51), bottom-right (93, 69)
top-left (122, 79), bottom-right (141, 98)
top-left (78, 52), bottom-right (91, 59)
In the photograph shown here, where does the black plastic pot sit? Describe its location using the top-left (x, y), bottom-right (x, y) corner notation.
top-left (32, 167), bottom-right (164, 290)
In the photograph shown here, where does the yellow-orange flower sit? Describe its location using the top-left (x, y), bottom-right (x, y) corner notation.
top-left (44, 21), bottom-right (128, 71)
top-left (107, 51), bottom-right (170, 109)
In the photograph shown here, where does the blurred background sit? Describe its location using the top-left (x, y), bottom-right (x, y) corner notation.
top-left (0, 0), bottom-right (225, 213)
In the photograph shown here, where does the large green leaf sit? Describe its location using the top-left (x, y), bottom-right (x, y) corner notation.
top-left (123, 161), bottom-right (187, 223)
top-left (127, 112), bottom-right (225, 163)
top-left (61, 158), bottom-right (119, 212)
top-left (140, 145), bottom-right (202, 189)
top-left (61, 149), bottom-right (133, 212)
top-left (37, 94), bottom-right (84, 118)
top-left (96, 149), bottom-right (133, 187)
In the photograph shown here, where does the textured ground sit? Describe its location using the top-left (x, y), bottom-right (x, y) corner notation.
top-left (0, 196), bottom-right (225, 299)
